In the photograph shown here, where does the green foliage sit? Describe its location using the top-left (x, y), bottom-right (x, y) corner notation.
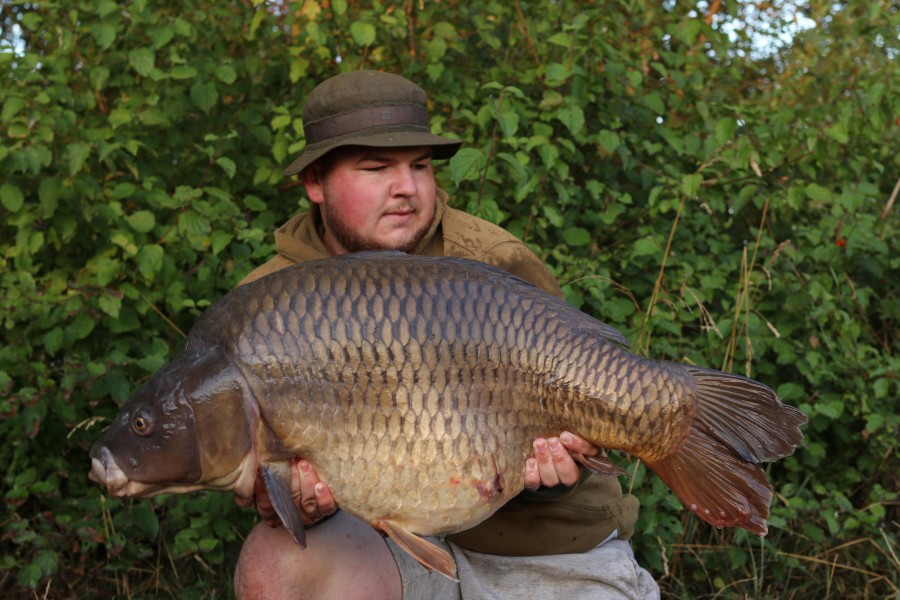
top-left (2, 1), bottom-right (898, 598)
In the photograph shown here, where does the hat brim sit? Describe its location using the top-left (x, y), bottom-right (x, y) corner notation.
top-left (282, 129), bottom-right (462, 177)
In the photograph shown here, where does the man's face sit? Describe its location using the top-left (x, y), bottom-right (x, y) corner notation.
top-left (301, 146), bottom-right (437, 255)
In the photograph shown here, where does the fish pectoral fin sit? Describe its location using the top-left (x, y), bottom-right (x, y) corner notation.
top-left (260, 462), bottom-right (306, 548)
top-left (375, 519), bottom-right (458, 582)
top-left (573, 452), bottom-right (628, 477)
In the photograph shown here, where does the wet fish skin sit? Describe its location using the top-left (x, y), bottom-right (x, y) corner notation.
top-left (89, 252), bottom-right (806, 579)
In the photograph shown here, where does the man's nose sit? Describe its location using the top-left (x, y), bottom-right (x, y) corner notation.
top-left (391, 166), bottom-right (418, 196)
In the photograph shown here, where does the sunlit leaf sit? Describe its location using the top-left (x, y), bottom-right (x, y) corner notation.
top-left (350, 21), bottom-right (376, 46)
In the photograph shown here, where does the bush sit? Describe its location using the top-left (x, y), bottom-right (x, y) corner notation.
top-left (2, 1), bottom-right (897, 597)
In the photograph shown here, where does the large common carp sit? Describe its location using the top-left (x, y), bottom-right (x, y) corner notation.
top-left (89, 252), bottom-right (806, 579)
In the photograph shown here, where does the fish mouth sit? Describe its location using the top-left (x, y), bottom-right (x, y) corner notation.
top-left (89, 446), bottom-right (128, 496)
top-left (89, 446), bottom-right (156, 497)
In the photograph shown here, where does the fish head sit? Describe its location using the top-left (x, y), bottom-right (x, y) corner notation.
top-left (89, 346), bottom-right (258, 499)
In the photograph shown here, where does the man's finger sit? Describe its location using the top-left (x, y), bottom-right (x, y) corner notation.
top-left (560, 431), bottom-right (598, 456)
top-left (523, 457), bottom-right (540, 491)
top-left (314, 481), bottom-right (337, 515)
top-left (533, 438), bottom-right (560, 488)
top-left (547, 437), bottom-right (580, 486)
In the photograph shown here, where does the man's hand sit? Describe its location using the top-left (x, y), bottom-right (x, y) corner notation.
top-left (523, 432), bottom-right (598, 491)
top-left (234, 458), bottom-right (338, 527)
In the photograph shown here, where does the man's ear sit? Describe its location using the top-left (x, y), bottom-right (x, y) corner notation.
top-left (300, 163), bottom-right (325, 205)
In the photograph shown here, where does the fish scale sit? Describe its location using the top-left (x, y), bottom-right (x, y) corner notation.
top-left (89, 251), bottom-right (806, 580)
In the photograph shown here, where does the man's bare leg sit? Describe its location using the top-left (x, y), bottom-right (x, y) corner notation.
top-left (234, 511), bottom-right (402, 600)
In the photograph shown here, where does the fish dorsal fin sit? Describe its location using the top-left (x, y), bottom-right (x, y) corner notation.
top-left (261, 462), bottom-right (306, 548)
top-left (375, 518), bottom-right (458, 582)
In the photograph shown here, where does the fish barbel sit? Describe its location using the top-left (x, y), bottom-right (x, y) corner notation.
top-left (89, 252), bottom-right (806, 579)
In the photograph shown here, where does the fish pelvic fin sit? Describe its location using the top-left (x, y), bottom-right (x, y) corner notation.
top-left (646, 367), bottom-right (807, 536)
top-left (375, 519), bottom-right (458, 582)
top-left (573, 452), bottom-right (628, 477)
top-left (260, 462), bottom-right (306, 548)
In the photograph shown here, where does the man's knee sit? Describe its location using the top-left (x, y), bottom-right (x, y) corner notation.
top-left (234, 523), bottom-right (307, 599)
top-left (234, 513), bottom-right (403, 600)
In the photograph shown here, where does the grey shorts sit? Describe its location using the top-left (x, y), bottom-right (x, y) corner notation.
top-left (385, 535), bottom-right (660, 600)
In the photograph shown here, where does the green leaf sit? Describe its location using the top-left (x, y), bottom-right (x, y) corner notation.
top-left (0, 183), bottom-right (24, 212)
top-left (126, 210), bottom-right (156, 233)
top-left (350, 21), bottom-right (376, 46)
top-left (542, 205), bottom-right (564, 228)
top-left (271, 114), bottom-right (292, 130)
top-left (548, 32), bottom-right (573, 48)
top-left (148, 26), bottom-right (175, 48)
top-left (2, 97), bottom-right (27, 122)
top-left (805, 183), bottom-right (833, 202)
top-left (243, 195), bottom-right (267, 211)
top-left (170, 65), bottom-right (198, 80)
top-left (825, 122), bottom-right (849, 144)
top-left (130, 504), bottom-right (159, 537)
top-left (642, 92), bottom-right (665, 115)
top-left (496, 152), bottom-right (528, 190)
top-left (98, 293), bottom-right (122, 318)
top-left (43, 328), bottom-right (64, 355)
top-left (682, 173), bottom-right (703, 197)
top-left (557, 105), bottom-right (585, 135)
top-left (108, 106), bottom-right (132, 128)
top-left (190, 82), bottom-right (219, 113)
top-left (598, 130), bottom-right (620, 153)
top-left (198, 537), bottom-right (219, 551)
top-left (498, 109), bottom-right (519, 137)
top-left (92, 257), bottom-right (122, 286)
top-left (129, 48), bottom-right (156, 77)
top-left (714, 118), bottom-right (738, 145)
top-left (562, 227), bottom-right (591, 246)
top-left (136, 244), bottom-right (164, 280)
top-left (66, 142), bottom-right (91, 174)
top-left (179, 211), bottom-right (211, 235)
top-left (90, 23), bottom-right (117, 49)
top-left (89, 66), bottom-right (111, 91)
top-left (215, 156), bottom-right (237, 179)
top-left (111, 182), bottom-right (137, 200)
top-left (65, 312), bottom-right (95, 343)
top-left (7, 123), bottom-right (29, 138)
top-left (211, 231), bottom-right (233, 255)
top-left (633, 237), bottom-right (660, 257)
top-left (215, 65), bottom-right (238, 84)
top-left (545, 63), bottom-right (573, 86)
top-left (433, 22), bottom-right (457, 39)
top-left (96, 0), bottom-right (119, 18)
top-left (449, 148), bottom-right (484, 184)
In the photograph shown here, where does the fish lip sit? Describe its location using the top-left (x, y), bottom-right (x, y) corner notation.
top-left (89, 446), bottom-right (132, 497)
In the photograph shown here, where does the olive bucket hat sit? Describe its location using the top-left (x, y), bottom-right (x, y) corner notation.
top-left (282, 70), bottom-right (462, 177)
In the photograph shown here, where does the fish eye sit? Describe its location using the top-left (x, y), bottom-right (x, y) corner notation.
top-left (131, 411), bottom-right (154, 437)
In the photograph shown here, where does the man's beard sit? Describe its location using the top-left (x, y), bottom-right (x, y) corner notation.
top-left (320, 195), bottom-right (430, 254)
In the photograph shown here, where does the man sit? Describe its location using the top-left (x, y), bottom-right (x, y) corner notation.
top-left (233, 70), bottom-right (659, 599)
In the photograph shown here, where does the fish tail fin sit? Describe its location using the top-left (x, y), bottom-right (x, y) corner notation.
top-left (644, 367), bottom-right (806, 535)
